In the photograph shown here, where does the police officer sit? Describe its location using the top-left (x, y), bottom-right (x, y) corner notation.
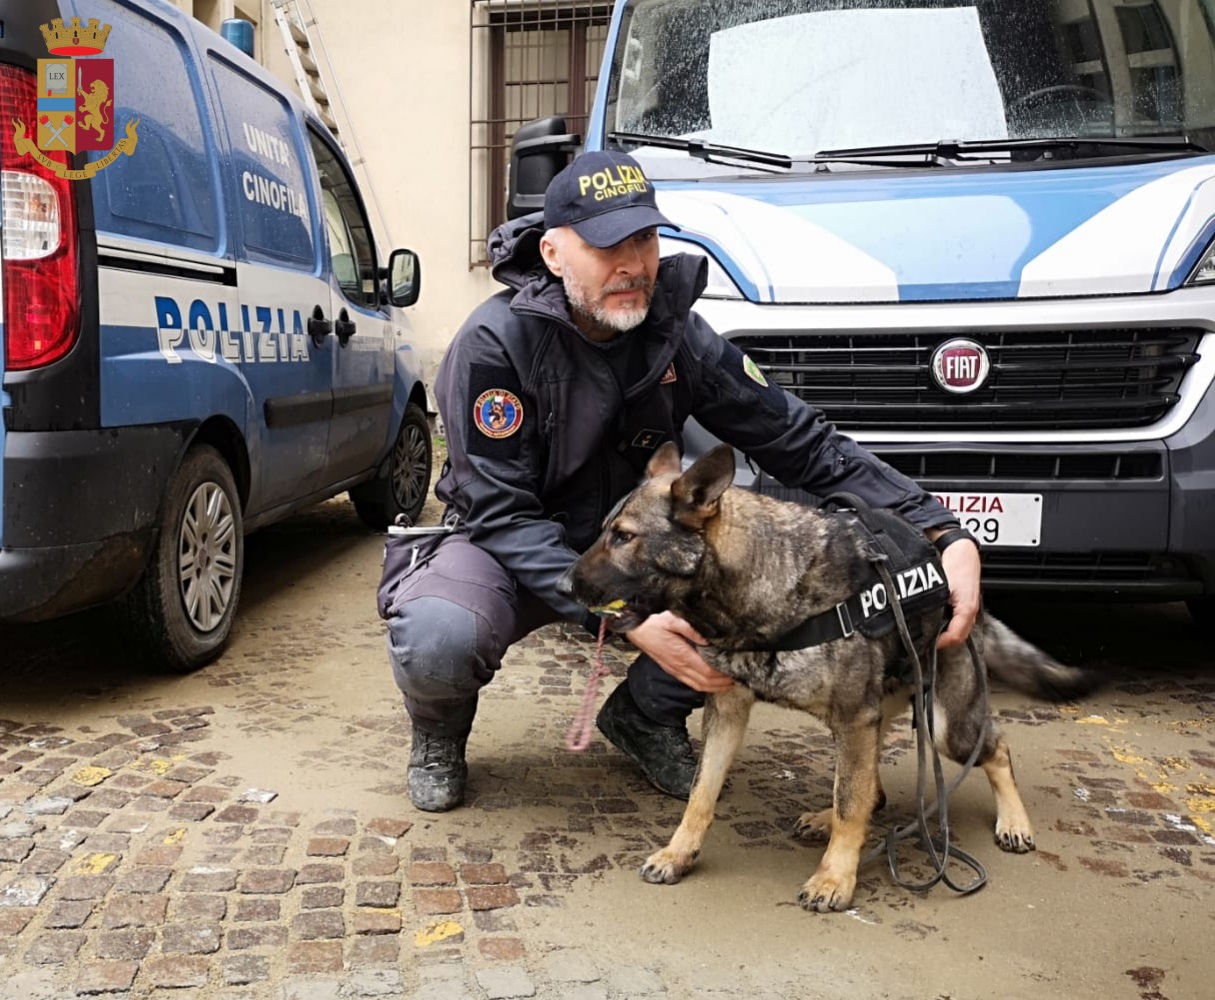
top-left (379, 150), bottom-right (981, 812)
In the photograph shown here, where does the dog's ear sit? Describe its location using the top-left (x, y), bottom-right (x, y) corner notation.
top-left (671, 444), bottom-right (734, 529)
top-left (646, 441), bottom-right (682, 479)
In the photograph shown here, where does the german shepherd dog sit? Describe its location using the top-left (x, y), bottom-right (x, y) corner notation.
top-left (559, 443), bottom-right (1096, 913)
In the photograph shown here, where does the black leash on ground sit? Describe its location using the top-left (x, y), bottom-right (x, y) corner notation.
top-left (860, 557), bottom-right (991, 896)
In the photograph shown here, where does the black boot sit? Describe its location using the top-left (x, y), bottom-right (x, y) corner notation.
top-left (407, 729), bottom-right (469, 812)
top-left (596, 682), bottom-right (698, 799)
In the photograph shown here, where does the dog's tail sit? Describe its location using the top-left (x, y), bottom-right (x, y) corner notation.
top-left (981, 615), bottom-right (1101, 702)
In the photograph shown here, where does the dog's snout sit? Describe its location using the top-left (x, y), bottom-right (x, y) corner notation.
top-left (556, 566), bottom-right (577, 599)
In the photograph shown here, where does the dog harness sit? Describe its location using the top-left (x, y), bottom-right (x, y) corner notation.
top-left (761, 493), bottom-right (951, 658)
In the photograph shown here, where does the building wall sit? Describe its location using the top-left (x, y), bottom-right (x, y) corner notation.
top-left (173, 0), bottom-right (500, 391)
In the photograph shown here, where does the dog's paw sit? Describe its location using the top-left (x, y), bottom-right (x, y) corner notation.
top-left (994, 821), bottom-right (1036, 854)
top-left (792, 808), bottom-right (832, 841)
top-left (798, 870), bottom-right (856, 913)
top-left (640, 848), bottom-right (697, 885)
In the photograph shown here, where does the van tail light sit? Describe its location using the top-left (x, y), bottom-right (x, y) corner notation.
top-left (0, 63), bottom-right (80, 371)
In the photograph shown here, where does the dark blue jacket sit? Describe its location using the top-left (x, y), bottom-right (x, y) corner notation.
top-left (433, 214), bottom-right (958, 622)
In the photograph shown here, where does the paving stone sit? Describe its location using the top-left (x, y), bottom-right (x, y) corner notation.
top-left (57, 876), bottom-right (114, 900)
top-left (0, 908), bottom-right (35, 935)
top-left (342, 968), bottom-right (404, 995)
top-left (281, 975), bottom-right (343, 999)
top-left (24, 930), bottom-right (86, 964)
top-left (307, 837), bottom-right (350, 857)
top-left (214, 804), bottom-right (259, 824)
top-left (0, 839), bottom-right (33, 862)
top-left (352, 855), bottom-right (399, 877)
top-left (413, 889), bottom-right (463, 915)
top-left (101, 893), bottom-right (167, 929)
top-left (164, 923), bottom-right (223, 958)
top-left (142, 779), bottom-right (189, 799)
top-left (296, 863), bottom-right (344, 884)
top-left (353, 908), bottom-right (401, 935)
top-left (472, 910), bottom-right (517, 933)
top-left (366, 818), bottom-right (412, 839)
top-left (243, 845), bottom-right (287, 866)
top-left (0, 820), bottom-right (43, 839)
top-left (0, 875), bottom-right (53, 907)
top-left (301, 885), bottom-right (344, 909)
top-left (171, 894), bottom-right (227, 921)
top-left (461, 863), bottom-right (508, 885)
top-left (25, 796), bottom-right (73, 815)
top-left (314, 817), bottom-right (357, 836)
top-left (347, 936), bottom-right (401, 967)
top-left (169, 802), bottom-right (215, 821)
top-left (94, 928), bottom-right (155, 959)
top-left (233, 897), bottom-right (280, 921)
top-left (43, 899), bottom-right (93, 929)
top-left (181, 867), bottom-right (237, 892)
top-left (411, 982), bottom-right (476, 1000)
top-left (545, 951), bottom-right (601, 983)
top-left (134, 844), bottom-right (182, 866)
top-left (558, 987), bottom-right (609, 1000)
top-left (240, 868), bottom-right (295, 893)
top-left (20, 848), bottom-right (70, 874)
top-left (410, 862), bottom-right (456, 886)
top-left (66, 811), bottom-right (107, 828)
top-left (144, 955), bottom-right (210, 988)
top-left (251, 827), bottom-right (293, 844)
top-left (114, 865), bottom-right (171, 894)
top-left (292, 910), bottom-right (345, 940)
top-left (287, 940), bottom-right (344, 973)
top-left (222, 953), bottom-right (270, 985)
top-left (227, 925), bottom-right (288, 950)
top-left (478, 937), bottom-right (525, 961)
top-left (75, 959), bottom-right (137, 994)
top-left (356, 881), bottom-right (400, 907)
top-left (466, 885), bottom-right (520, 910)
top-left (474, 967), bottom-right (537, 998)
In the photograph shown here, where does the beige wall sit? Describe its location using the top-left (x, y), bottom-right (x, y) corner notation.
top-left (178, 0), bottom-right (499, 392)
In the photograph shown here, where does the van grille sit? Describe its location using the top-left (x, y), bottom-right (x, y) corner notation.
top-left (870, 451), bottom-right (1163, 482)
top-left (730, 328), bottom-right (1203, 431)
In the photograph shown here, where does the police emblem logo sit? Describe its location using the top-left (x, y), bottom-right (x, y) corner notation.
top-left (473, 389), bottom-right (524, 439)
top-left (12, 17), bottom-right (139, 181)
top-left (743, 354), bottom-right (768, 387)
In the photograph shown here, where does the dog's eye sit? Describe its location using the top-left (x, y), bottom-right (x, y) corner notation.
top-left (611, 528), bottom-right (635, 546)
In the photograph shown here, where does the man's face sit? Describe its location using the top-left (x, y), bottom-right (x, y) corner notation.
top-left (541, 227), bottom-right (661, 337)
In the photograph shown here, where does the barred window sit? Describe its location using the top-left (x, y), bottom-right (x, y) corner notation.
top-left (470, 2), bottom-right (612, 267)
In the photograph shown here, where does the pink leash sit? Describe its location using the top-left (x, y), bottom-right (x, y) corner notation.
top-left (565, 618), bottom-right (614, 751)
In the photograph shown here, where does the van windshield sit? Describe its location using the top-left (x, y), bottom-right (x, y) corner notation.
top-left (604, 0), bottom-right (1215, 167)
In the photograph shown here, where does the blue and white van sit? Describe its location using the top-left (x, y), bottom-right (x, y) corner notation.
top-left (512, 0), bottom-right (1215, 627)
top-left (0, 0), bottom-right (431, 669)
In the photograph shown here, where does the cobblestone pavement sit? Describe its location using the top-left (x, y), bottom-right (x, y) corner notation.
top-left (2, 498), bottom-right (1214, 999)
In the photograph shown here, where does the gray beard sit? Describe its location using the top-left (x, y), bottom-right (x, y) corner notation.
top-left (563, 275), bottom-right (651, 337)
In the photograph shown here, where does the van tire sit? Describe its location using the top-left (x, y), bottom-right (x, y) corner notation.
top-left (352, 402), bottom-right (432, 531)
top-left (125, 445), bottom-right (244, 673)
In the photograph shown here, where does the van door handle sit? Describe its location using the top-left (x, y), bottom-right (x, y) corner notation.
top-left (335, 308), bottom-right (357, 345)
top-left (308, 305), bottom-right (332, 347)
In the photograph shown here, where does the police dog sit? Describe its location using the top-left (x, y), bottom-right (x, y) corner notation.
top-left (559, 443), bottom-right (1096, 913)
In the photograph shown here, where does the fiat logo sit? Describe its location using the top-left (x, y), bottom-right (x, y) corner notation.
top-left (931, 339), bottom-right (990, 394)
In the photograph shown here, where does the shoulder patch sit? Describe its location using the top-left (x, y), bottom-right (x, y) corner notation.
top-left (467, 363), bottom-right (526, 459)
top-left (473, 389), bottom-right (524, 439)
top-left (743, 354), bottom-right (768, 386)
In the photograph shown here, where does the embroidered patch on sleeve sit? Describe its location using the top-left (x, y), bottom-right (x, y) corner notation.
top-left (467, 363), bottom-right (526, 459)
top-left (718, 339), bottom-right (787, 416)
top-left (743, 354), bottom-right (768, 386)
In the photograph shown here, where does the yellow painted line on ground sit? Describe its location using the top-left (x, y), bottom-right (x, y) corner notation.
top-left (163, 829), bottom-right (186, 845)
top-left (71, 766), bottom-right (112, 786)
top-left (415, 920), bottom-right (463, 947)
top-left (71, 852), bottom-right (119, 875)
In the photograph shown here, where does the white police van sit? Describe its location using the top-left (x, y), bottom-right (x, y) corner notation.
top-left (0, 0), bottom-right (431, 670)
top-left (512, 0), bottom-right (1215, 628)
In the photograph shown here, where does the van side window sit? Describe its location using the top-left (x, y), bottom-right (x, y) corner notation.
top-left (308, 130), bottom-right (376, 307)
top-left (91, 11), bottom-right (219, 250)
top-left (209, 54), bottom-right (317, 268)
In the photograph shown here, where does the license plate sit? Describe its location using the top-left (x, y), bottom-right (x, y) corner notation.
top-left (932, 492), bottom-right (1042, 547)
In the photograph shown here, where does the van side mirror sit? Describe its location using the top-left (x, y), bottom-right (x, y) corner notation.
top-left (385, 249), bottom-right (420, 308)
top-left (507, 117), bottom-right (581, 220)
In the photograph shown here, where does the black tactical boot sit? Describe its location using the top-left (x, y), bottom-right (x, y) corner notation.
top-left (407, 729), bottom-right (469, 812)
top-left (596, 682), bottom-right (698, 799)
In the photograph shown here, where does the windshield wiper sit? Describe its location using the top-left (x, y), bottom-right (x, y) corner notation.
top-left (813, 135), bottom-right (1210, 164)
top-left (608, 131), bottom-right (792, 172)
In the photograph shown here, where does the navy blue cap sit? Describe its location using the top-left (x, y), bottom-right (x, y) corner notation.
top-left (544, 150), bottom-right (677, 248)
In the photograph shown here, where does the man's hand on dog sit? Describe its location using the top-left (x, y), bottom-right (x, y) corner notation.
top-left (930, 533), bottom-right (983, 649)
top-left (625, 611), bottom-right (735, 692)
